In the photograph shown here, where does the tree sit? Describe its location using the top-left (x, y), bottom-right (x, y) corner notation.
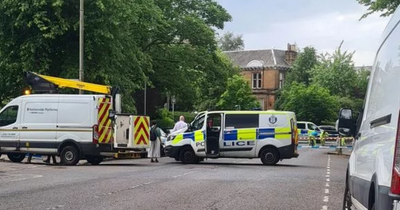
top-left (0, 0), bottom-right (233, 114)
top-left (275, 46), bottom-right (318, 110)
top-left (279, 83), bottom-right (339, 124)
top-left (310, 41), bottom-right (358, 97)
top-left (216, 75), bottom-right (259, 110)
top-left (285, 46), bottom-right (319, 86)
top-left (218, 31), bottom-right (244, 51)
top-left (357, 0), bottom-right (400, 19)
top-left (352, 68), bottom-right (371, 99)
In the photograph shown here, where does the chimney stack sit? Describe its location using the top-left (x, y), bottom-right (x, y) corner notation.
top-left (285, 43), bottom-right (297, 65)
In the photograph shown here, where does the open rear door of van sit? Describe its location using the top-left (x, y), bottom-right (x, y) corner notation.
top-left (96, 97), bottom-right (113, 144)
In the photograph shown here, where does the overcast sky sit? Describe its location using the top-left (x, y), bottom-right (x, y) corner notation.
top-left (215, 0), bottom-right (390, 66)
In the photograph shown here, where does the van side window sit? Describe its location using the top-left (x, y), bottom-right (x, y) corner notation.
top-left (192, 115), bottom-right (205, 131)
top-left (0, 106), bottom-right (19, 126)
top-left (309, 123), bottom-right (318, 130)
top-left (225, 114), bottom-right (258, 129)
top-left (297, 123), bottom-right (305, 129)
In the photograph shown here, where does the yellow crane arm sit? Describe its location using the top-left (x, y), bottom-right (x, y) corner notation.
top-left (27, 72), bottom-right (112, 95)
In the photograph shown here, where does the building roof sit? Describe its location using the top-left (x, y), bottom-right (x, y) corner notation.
top-left (224, 49), bottom-right (291, 70)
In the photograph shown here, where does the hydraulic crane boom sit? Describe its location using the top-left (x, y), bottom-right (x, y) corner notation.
top-left (24, 71), bottom-right (119, 95)
top-left (24, 71), bottom-right (121, 112)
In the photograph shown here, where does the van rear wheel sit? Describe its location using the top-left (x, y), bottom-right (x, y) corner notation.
top-left (7, 153), bottom-right (26, 163)
top-left (260, 147), bottom-right (279, 165)
top-left (86, 156), bottom-right (103, 165)
top-left (60, 146), bottom-right (80, 166)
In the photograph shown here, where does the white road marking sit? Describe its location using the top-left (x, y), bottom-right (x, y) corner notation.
top-left (322, 155), bottom-right (331, 209)
top-left (323, 196), bottom-right (329, 202)
top-left (9, 174), bottom-right (43, 182)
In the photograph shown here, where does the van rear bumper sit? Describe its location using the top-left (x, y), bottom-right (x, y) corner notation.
top-left (279, 144), bottom-right (299, 159)
top-left (80, 143), bottom-right (114, 157)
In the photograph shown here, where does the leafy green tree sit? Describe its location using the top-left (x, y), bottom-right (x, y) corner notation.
top-left (285, 46), bottom-right (319, 86)
top-left (310, 42), bottom-right (358, 97)
top-left (279, 83), bottom-right (339, 124)
top-left (0, 0), bottom-right (233, 114)
top-left (216, 75), bottom-right (259, 110)
top-left (352, 68), bottom-right (371, 99)
top-left (218, 31), bottom-right (244, 51)
top-left (357, 0), bottom-right (400, 19)
top-left (275, 46), bottom-right (318, 110)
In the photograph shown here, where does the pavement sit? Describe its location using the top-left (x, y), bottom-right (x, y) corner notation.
top-left (0, 148), bottom-right (348, 210)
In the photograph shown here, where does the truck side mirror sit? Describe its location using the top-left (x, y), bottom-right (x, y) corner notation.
top-left (108, 110), bottom-right (116, 121)
top-left (338, 108), bottom-right (355, 137)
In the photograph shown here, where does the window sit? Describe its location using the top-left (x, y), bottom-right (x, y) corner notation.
top-left (308, 123), bottom-right (318, 130)
top-left (225, 114), bottom-right (259, 129)
top-left (0, 106), bottom-right (19, 126)
top-left (279, 72), bottom-right (284, 89)
top-left (191, 115), bottom-right (205, 131)
top-left (297, 123), bottom-right (306, 129)
top-left (252, 73), bottom-right (262, 89)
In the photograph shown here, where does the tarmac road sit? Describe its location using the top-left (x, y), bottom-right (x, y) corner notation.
top-left (0, 147), bottom-right (349, 210)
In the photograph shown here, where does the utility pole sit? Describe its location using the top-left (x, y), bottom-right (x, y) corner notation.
top-left (144, 80), bottom-right (147, 115)
top-left (79, 0), bottom-right (84, 94)
top-left (172, 95), bottom-right (176, 121)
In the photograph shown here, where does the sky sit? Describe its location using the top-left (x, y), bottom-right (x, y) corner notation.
top-left (215, 0), bottom-right (391, 66)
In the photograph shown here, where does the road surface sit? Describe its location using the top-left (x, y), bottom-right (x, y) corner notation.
top-left (0, 148), bottom-right (349, 210)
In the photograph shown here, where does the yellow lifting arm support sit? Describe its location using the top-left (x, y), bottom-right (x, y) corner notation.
top-left (28, 72), bottom-right (112, 95)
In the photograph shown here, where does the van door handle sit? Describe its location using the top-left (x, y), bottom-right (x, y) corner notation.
top-left (22, 127), bottom-right (27, 129)
top-left (12, 127), bottom-right (18, 130)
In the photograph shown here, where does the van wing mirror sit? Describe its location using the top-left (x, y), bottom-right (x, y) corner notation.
top-left (108, 110), bottom-right (116, 121)
top-left (337, 108), bottom-right (355, 137)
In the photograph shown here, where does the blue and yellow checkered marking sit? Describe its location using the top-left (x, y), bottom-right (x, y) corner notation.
top-left (224, 127), bottom-right (291, 141)
top-left (224, 130), bottom-right (237, 141)
top-left (172, 127), bottom-right (291, 145)
top-left (172, 130), bottom-right (205, 145)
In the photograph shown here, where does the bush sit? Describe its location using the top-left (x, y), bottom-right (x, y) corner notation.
top-left (153, 109), bottom-right (197, 131)
top-left (172, 111), bottom-right (197, 122)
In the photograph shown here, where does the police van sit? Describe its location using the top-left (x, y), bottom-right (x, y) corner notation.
top-left (164, 110), bottom-right (299, 165)
top-left (339, 5), bottom-right (400, 210)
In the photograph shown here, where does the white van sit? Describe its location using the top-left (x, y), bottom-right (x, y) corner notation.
top-left (164, 110), bottom-right (299, 165)
top-left (0, 94), bottom-right (150, 165)
top-left (340, 6), bottom-right (400, 210)
top-left (297, 121), bottom-right (320, 137)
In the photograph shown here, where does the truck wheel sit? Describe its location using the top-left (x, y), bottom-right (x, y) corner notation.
top-left (86, 156), bottom-right (103, 165)
top-left (260, 147), bottom-right (279, 165)
top-left (179, 147), bottom-right (199, 164)
top-left (60, 146), bottom-right (80, 166)
top-left (7, 153), bottom-right (26, 163)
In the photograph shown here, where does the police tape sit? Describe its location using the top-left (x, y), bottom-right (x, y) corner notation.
top-left (298, 137), bottom-right (354, 141)
top-left (297, 145), bottom-right (353, 149)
